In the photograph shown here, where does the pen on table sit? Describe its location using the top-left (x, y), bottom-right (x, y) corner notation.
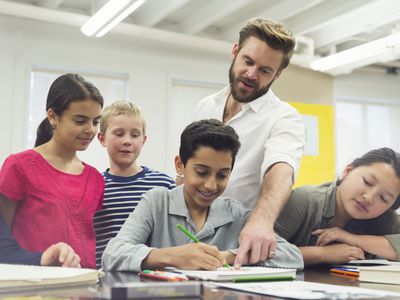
top-left (330, 269), bottom-right (359, 277)
top-left (139, 269), bottom-right (189, 281)
top-left (329, 267), bottom-right (359, 277)
top-left (333, 267), bottom-right (359, 272)
top-left (176, 224), bottom-right (231, 268)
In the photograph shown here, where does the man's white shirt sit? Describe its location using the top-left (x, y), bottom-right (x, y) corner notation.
top-left (194, 86), bottom-right (305, 208)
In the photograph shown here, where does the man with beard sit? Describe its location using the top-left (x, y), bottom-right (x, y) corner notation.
top-left (193, 18), bottom-right (305, 268)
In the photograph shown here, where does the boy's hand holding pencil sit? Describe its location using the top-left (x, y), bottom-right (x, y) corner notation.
top-left (142, 224), bottom-right (232, 270)
top-left (172, 243), bottom-right (229, 270)
top-left (175, 224), bottom-right (231, 269)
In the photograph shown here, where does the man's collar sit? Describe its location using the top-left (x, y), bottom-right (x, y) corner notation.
top-left (168, 185), bottom-right (189, 217)
top-left (219, 85), bottom-right (274, 113)
top-left (246, 90), bottom-right (273, 112)
top-left (207, 196), bottom-right (234, 228)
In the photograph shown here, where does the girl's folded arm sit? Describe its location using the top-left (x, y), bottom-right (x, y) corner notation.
top-left (350, 234), bottom-right (398, 261)
top-left (300, 244), bottom-right (365, 266)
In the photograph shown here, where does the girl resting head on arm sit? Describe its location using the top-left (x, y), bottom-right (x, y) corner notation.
top-left (275, 147), bottom-right (400, 266)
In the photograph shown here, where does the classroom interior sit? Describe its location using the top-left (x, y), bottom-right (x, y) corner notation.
top-left (1, 0), bottom-right (400, 299)
top-left (1, 0), bottom-right (400, 188)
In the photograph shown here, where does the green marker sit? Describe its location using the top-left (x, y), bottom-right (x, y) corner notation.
top-left (233, 275), bottom-right (294, 283)
top-left (176, 224), bottom-right (200, 243)
top-left (176, 224), bottom-right (231, 268)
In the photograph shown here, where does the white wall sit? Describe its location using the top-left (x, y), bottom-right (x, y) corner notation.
top-left (0, 15), bottom-right (230, 175)
top-left (334, 70), bottom-right (400, 103)
top-left (334, 70), bottom-right (400, 174)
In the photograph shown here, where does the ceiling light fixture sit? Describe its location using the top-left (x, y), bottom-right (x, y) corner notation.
top-left (81, 0), bottom-right (146, 38)
top-left (310, 31), bottom-right (400, 72)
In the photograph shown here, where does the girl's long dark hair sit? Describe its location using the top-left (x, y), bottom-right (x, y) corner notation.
top-left (35, 74), bottom-right (104, 147)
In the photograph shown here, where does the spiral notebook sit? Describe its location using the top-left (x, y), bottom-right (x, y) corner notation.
top-left (0, 263), bottom-right (101, 291)
top-left (172, 266), bottom-right (296, 282)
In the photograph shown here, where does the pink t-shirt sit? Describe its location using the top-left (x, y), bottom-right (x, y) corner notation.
top-left (0, 149), bottom-right (104, 269)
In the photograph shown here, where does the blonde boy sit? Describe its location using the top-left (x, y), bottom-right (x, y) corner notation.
top-left (94, 100), bottom-right (175, 267)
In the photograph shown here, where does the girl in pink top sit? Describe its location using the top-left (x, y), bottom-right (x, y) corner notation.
top-left (0, 74), bottom-right (105, 269)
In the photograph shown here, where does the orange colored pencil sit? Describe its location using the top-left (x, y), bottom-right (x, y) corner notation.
top-left (330, 268), bottom-right (359, 277)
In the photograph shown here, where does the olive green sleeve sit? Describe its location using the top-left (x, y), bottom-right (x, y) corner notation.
top-left (274, 187), bottom-right (308, 242)
top-left (384, 218), bottom-right (400, 261)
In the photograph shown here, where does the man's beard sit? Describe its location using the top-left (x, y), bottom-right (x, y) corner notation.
top-left (228, 61), bottom-right (274, 103)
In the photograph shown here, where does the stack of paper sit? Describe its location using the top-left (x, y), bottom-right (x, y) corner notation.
top-left (0, 263), bottom-right (101, 291)
top-left (335, 259), bottom-right (400, 285)
top-left (343, 259), bottom-right (400, 267)
top-left (359, 265), bottom-right (400, 285)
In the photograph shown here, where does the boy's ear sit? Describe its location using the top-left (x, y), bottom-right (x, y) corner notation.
top-left (142, 135), bottom-right (147, 145)
top-left (174, 155), bottom-right (184, 175)
top-left (97, 132), bottom-right (106, 147)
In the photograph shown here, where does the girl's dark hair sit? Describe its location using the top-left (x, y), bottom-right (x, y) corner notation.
top-left (341, 147), bottom-right (400, 237)
top-left (35, 74), bottom-right (104, 147)
top-left (179, 119), bottom-right (241, 168)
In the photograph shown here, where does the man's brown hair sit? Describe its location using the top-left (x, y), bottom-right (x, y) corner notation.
top-left (238, 18), bottom-right (296, 70)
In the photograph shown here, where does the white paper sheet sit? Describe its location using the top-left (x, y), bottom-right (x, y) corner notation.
top-left (217, 281), bottom-right (400, 299)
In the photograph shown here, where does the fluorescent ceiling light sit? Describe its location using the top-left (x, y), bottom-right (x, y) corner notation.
top-left (310, 32), bottom-right (400, 72)
top-left (81, 0), bottom-right (146, 38)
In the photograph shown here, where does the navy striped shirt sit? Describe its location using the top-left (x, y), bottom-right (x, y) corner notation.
top-left (94, 167), bottom-right (175, 268)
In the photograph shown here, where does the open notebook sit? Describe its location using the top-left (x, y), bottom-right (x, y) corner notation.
top-left (0, 263), bottom-right (101, 291)
top-left (172, 266), bottom-right (296, 282)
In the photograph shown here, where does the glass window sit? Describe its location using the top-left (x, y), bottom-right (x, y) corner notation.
top-left (336, 100), bottom-right (400, 174)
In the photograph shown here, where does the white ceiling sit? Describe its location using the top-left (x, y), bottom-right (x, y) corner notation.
top-left (2, 0), bottom-right (400, 75)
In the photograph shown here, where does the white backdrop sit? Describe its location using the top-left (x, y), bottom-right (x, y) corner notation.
top-left (165, 79), bottom-right (225, 177)
top-left (336, 99), bottom-right (400, 174)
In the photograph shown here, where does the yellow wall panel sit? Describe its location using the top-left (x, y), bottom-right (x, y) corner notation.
top-left (289, 102), bottom-right (335, 187)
